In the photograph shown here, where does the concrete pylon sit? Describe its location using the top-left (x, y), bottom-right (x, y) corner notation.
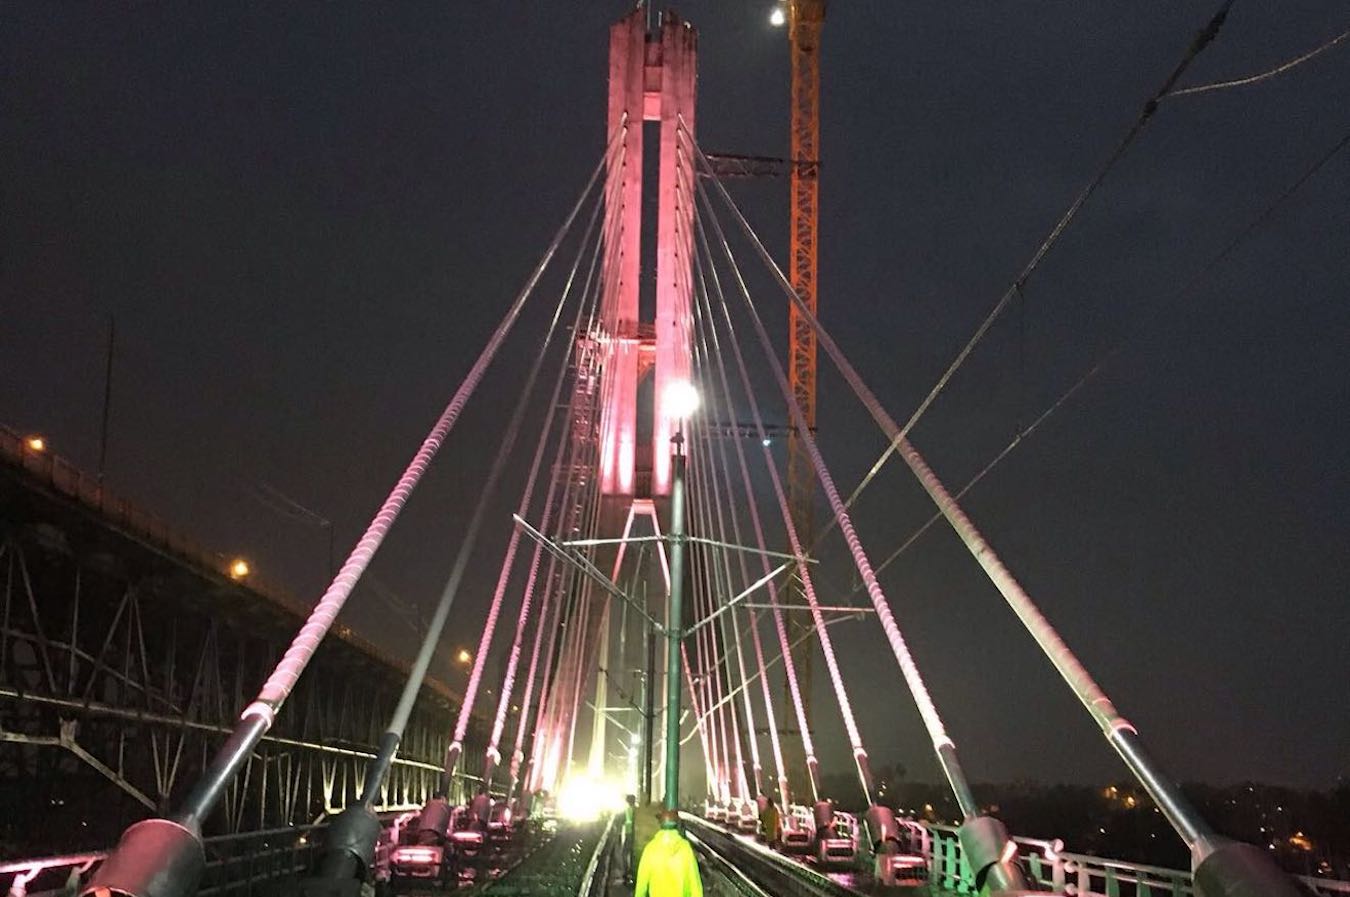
top-left (586, 7), bottom-right (699, 797)
top-left (597, 9), bottom-right (697, 501)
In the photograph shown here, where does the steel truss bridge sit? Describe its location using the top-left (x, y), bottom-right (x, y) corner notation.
top-left (0, 430), bottom-right (486, 862)
top-left (4, 7), bottom-right (1348, 897)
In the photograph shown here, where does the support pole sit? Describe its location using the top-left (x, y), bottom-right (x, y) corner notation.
top-left (663, 439), bottom-right (688, 810)
top-left (97, 313), bottom-right (115, 484)
top-left (641, 622), bottom-right (656, 806)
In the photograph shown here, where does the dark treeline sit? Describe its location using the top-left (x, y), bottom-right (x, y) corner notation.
top-left (817, 767), bottom-right (1350, 879)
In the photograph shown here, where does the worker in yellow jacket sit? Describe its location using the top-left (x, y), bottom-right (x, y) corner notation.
top-left (634, 811), bottom-right (703, 897)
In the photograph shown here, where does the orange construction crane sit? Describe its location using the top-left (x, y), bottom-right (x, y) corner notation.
top-left (785, 0), bottom-right (825, 783)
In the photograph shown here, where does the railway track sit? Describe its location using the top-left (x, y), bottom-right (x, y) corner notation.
top-left (463, 820), bottom-right (610, 897)
top-left (684, 816), bottom-right (878, 897)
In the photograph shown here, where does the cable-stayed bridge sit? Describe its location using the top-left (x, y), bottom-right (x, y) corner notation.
top-left (4, 7), bottom-right (1348, 897)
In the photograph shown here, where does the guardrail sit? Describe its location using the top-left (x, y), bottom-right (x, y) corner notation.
top-left (578, 814), bottom-right (618, 897)
top-left (923, 823), bottom-right (1350, 897)
top-left (2, 824), bottom-right (326, 897)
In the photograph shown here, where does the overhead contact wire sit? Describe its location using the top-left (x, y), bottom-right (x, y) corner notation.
top-left (858, 128), bottom-right (1350, 591)
top-left (751, 4), bottom-right (1241, 540)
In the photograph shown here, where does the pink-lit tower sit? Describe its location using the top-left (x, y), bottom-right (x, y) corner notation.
top-left (597, 9), bottom-right (697, 502)
top-left (579, 8), bottom-right (697, 797)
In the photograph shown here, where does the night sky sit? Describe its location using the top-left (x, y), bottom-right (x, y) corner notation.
top-left (3, 3), bottom-right (1347, 792)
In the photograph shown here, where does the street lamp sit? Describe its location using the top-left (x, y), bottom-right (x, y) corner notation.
top-left (228, 558), bottom-right (251, 580)
top-left (456, 648), bottom-right (472, 665)
top-left (662, 380), bottom-right (698, 811)
top-left (24, 435), bottom-right (46, 452)
top-left (663, 380), bottom-right (701, 421)
top-left (769, 5), bottom-right (787, 27)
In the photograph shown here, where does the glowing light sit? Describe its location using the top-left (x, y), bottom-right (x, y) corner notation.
top-left (228, 558), bottom-right (251, 579)
top-left (769, 6), bottom-right (786, 27)
top-left (24, 435), bottom-right (46, 452)
top-left (392, 846), bottom-right (439, 865)
top-left (556, 775), bottom-right (624, 822)
top-left (457, 648), bottom-right (472, 665)
top-left (761, 438), bottom-right (772, 447)
top-left (663, 380), bottom-right (701, 419)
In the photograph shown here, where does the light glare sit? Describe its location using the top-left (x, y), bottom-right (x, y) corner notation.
top-left (663, 380), bottom-right (701, 419)
top-left (556, 775), bottom-right (624, 822)
top-left (229, 558), bottom-right (251, 579)
top-left (769, 6), bottom-right (786, 27)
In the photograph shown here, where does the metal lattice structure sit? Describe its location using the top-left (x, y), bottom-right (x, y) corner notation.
top-left (0, 432), bottom-right (484, 858)
top-left (784, 0), bottom-right (826, 795)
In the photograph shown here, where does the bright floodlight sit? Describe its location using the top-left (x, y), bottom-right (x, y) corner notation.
top-left (557, 776), bottom-right (624, 822)
top-left (664, 380), bottom-right (701, 419)
top-left (769, 6), bottom-right (786, 27)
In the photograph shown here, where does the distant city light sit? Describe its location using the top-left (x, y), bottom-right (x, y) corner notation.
top-left (769, 6), bottom-right (786, 27)
top-left (761, 438), bottom-right (772, 447)
top-left (25, 435), bottom-right (46, 452)
top-left (457, 648), bottom-right (473, 665)
top-left (228, 558), bottom-right (251, 579)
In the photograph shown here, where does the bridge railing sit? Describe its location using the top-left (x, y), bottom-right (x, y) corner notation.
top-left (922, 823), bottom-right (1350, 897)
top-left (2, 825), bottom-right (325, 897)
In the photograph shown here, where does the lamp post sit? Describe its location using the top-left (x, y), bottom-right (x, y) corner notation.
top-left (664, 441), bottom-right (687, 811)
top-left (662, 380), bottom-right (699, 811)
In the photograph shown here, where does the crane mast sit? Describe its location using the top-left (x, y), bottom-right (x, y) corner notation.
top-left (784, 0), bottom-right (825, 795)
